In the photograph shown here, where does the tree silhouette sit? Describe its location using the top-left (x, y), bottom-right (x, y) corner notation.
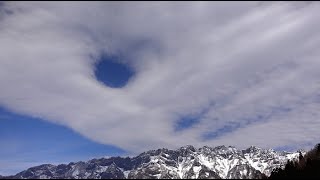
top-left (269, 144), bottom-right (320, 179)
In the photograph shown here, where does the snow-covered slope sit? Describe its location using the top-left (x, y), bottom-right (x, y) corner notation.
top-left (3, 145), bottom-right (303, 179)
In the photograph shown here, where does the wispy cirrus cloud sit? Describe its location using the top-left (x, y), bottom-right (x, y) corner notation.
top-left (0, 2), bottom-right (320, 153)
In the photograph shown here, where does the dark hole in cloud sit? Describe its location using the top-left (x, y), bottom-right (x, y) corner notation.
top-left (94, 55), bottom-right (134, 88)
top-left (202, 124), bottom-right (241, 140)
top-left (175, 102), bottom-right (216, 132)
top-left (174, 116), bottom-right (201, 131)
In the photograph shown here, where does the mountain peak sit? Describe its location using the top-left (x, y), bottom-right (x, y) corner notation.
top-left (179, 145), bottom-right (195, 150)
top-left (243, 145), bottom-right (261, 153)
top-left (1, 145), bottom-right (301, 179)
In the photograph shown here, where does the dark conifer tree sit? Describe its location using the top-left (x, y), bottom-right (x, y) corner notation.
top-left (269, 144), bottom-right (320, 179)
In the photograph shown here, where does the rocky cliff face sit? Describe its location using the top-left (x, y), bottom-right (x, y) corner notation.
top-left (2, 145), bottom-right (302, 179)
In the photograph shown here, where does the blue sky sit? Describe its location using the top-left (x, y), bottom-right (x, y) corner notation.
top-left (0, 106), bottom-right (126, 175)
top-left (94, 55), bottom-right (134, 88)
top-left (1, 1), bottom-right (320, 176)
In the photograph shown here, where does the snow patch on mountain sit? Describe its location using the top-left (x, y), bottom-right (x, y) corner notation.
top-left (3, 145), bottom-right (303, 179)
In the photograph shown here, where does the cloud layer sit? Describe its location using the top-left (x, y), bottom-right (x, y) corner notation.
top-left (1, 2), bottom-right (320, 152)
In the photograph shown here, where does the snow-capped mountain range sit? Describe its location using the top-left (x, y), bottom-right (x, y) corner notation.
top-left (1, 145), bottom-right (303, 179)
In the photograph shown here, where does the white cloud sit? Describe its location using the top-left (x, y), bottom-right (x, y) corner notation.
top-left (0, 2), bottom-right (320, 153)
